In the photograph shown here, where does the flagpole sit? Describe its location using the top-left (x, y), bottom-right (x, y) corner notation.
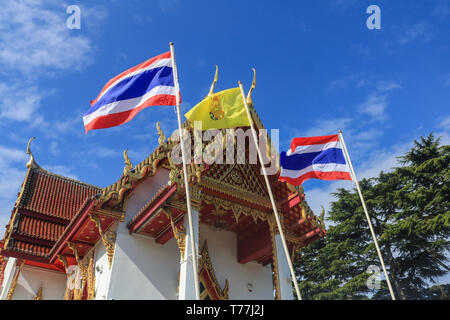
top-left (238, 81), bottom-right (302, 300)
top-left (338, 130), bottom-right (396, 300)
top-left (170, 42), bottom-right (201, 300)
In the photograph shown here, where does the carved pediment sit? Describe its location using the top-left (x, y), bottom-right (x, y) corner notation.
top-left (201, 163), bottom-right (270, 206)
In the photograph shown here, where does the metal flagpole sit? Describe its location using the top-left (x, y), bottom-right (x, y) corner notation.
top-left (238, 81), bottom-right (302, 300)
top-left (170, 42), bottom-right (201, 300)
top-left (338, 130), bottom-right (396, 300)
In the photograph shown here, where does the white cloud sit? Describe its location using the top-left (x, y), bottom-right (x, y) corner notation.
top-left (0, 0), bottom-right (92, 75)
top-left (0, 145), bottom-right (28, 230)
top-left (358, 94), bottom-right (388, 120)
top-left (0, 83), bottom-right (42, 121)
top-left (44, 165), bottom-right (78, 180)
top-left (443, 74), bottom-right (450, 87)
top-left (395, 21), bottom-right (433, 45)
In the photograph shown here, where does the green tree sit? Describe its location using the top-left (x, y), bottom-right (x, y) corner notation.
top-left (295, 134), bottom-right (450, 299)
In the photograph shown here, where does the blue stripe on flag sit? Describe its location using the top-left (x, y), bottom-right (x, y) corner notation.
top-left (85, 66), bottom-right (174, 116)
top-left (280, 148), bottom-right (347, 171)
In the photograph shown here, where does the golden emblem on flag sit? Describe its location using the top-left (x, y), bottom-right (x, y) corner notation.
top-left (209, 95), bottom-right (225, 120)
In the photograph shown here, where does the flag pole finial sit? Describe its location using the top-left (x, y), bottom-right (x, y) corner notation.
top-left (246, 68), bottom-right (256, 107)
top-left (207, 65), bottom-right (219, 97)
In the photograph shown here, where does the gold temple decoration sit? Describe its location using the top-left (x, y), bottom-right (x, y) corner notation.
top-left (167, 210), bottom-right (186, 260)
top-left (89, 214), bottom-right (116, 269)
top-left (6, 260), bottom-right (24, 300)
top-left (246, 68), bottom-right (256, 107)
top-left (157, 121), bottom-right (167, 146)
top-left (87, 252), bottom-right (96, 300)
top-left (32, 284), bottom-right (43, 300)
top-left (198, 240), bottom-right (229, 300)
top-left (268, 219), bottom-right (281, 300)
top-left (67, 242), bottom-right (88, 281)
top-left (57, 254), bottom-right (68, 271)
top-left (202, 193), bottom-right (270, 225)
top-left (26, 137), bottom-right (37, 169)
top-left (207, 65), bottom-right (219, 97)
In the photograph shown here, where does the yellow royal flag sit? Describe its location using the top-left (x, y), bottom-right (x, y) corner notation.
top-left (184, 87), bottom-right (252, 130)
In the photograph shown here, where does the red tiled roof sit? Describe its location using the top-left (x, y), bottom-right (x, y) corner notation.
top-left (3, 167), bottom-right (101, 261)
top-left (18, 168), bottom-right (100, 220)
top-left (16, 215), bottom-right (65, 242)
top-left (8, 239), bottom-right (51, 258)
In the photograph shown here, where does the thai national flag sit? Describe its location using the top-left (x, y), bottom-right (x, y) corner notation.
top-left (279, 134), bottom-right (352, 186)
top-left (83, 51), bottom-right (178, 133)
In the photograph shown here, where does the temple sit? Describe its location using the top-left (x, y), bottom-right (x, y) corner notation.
top-left (0, 78), bottom-right (325, 300)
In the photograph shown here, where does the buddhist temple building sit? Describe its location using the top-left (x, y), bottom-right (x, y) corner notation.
top-left (0, 87), bottom-right (326, 300)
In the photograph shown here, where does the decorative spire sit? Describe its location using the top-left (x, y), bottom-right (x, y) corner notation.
top-left (26, 137), bottom-right (36, 168)
top-left (123, 149), bottom-right (133, 175)
top-left (207, 65), bottom-right (219, 97)
top-left (156, 121), bottom-right (166, 145)
top-left (246, 68), bottom-right (256, 107)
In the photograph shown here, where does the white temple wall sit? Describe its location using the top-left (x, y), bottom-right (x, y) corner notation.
top-left (0, 257), bottom-right (16, 299)
top-left (8, 264), bottom-right (66, 300)
top-left (93, 231), bottom-right (114, 300)
top-left (199, 224), bottom-right (274, 300)
top-left (106, 168), bottom-right (179, 299)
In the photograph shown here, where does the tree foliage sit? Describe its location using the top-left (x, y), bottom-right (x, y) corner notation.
top-left (295, 134), bottom-right (450, 299)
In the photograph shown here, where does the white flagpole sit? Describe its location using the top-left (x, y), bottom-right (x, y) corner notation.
top-left (238, 81), bottom-right (302, 300)
top-left (170, 42), bottom-right (200, 300)
top-left (338, 130), bottom-right (396, 300)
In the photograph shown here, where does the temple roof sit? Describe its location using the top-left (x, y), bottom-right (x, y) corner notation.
top-left (2, 165), bottom-right (101, 261)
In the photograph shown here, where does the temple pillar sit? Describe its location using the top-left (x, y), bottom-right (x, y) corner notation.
top-left (274, 234), bottom-right (294, 300)
top-left (269, 218), bottom-right (294, 300)
top-left (178, 187), bottom-right (201, 300)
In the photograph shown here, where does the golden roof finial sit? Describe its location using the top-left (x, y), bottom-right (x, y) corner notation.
top-left (156, 121), bottom-right (166, 145)
top-left (246, 68), bottom-right (256, 107)
top-left (123, 149), bottom-right (133, 175)
top-left (207, 65), bottom-right (219, 97)
top-left (26, 137), bottom-right (36, 168)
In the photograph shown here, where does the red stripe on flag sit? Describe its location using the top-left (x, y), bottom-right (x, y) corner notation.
top-left (90, 51), bottom-right (172, 106)
top-left (290, 134), bottom-right (339, 152)
top-left (84, 94), bottom-right (176, 133)
top-left (279, 170), bottom-right (352, 186)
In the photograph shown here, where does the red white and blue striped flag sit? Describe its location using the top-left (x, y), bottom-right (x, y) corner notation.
top-left (83, 51), bottom-right (178, 133)
top-left (279, 134), bottom-right (352, 186)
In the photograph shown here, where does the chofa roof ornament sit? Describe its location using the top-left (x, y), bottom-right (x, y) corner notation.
top-left (26, 137), bottom-right (37, 169)
top-left (207, 65), bottom-right (219, 97)
top-left (246, 67), bottom-right (256, 107)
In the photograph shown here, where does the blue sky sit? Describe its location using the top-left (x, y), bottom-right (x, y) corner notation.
top-left (0, 0), bottom-right (449, 240)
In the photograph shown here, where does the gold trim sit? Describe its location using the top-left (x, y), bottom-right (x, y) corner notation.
top-left (202, 193), bottom-right (270, 224)
top-left (268, 218), bottom-right (280, 300)
top-left (168, 210), bottom-right (186, 260)
top-left (32, 284), bottom-right (43, 300)
top-left (6, 260), bottom-right (24, 300)
top-left (89, 214), bottom-right (116, 269)
top-left (201, 177), bottom-right (272, 209)
top-left (67, 242), bottom-right (88, 281)
top-left (198, 240), bottom-right (229, 300)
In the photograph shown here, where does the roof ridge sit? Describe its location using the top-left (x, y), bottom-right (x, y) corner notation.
top-left (32, 166), bottom-right (101, 190)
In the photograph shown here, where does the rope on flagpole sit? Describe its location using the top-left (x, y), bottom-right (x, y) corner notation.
top-left (238, 80), bottom-right (302, 300)
top-left (338, 130), bottom-right (396, 300)
top-left (170, 42), bottom-right (201, 300)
